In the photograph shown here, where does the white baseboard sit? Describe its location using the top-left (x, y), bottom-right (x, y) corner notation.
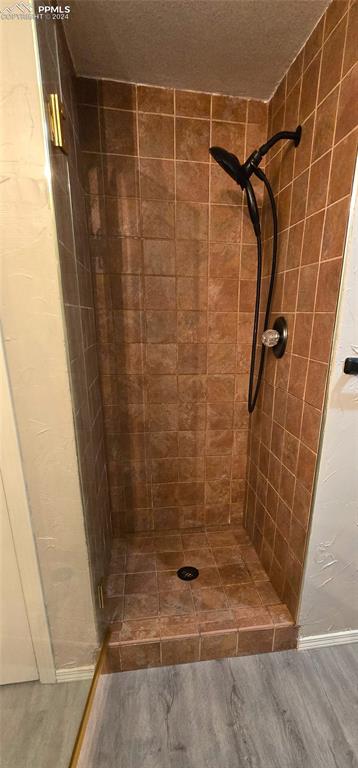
top-left (56, 664), bottom-right (95, 683)
top-left (298, 629), bottom-right (358, 651)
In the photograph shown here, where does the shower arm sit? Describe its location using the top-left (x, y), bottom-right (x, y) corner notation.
top-left (242, 126), bottom-right (302, 182)
top-left (234, 125), bottom-right (301, 250)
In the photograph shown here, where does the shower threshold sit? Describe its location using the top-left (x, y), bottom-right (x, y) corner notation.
top-left (103, 525), bottom-right (297, 673)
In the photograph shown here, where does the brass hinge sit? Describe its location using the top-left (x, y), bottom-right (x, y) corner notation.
top-left (47, 93), bottom-right (67, 153)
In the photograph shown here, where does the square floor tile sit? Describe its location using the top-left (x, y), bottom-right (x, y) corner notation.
top-left (192, 586), bottom-right (228, 612)
top-left (159, 590), bottom-right (195, 616)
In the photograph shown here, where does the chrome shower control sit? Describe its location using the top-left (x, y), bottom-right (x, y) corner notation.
top-left (262, 329), bottom-right (280, 347)
top-left (262, 316), bottom-right (288, 359)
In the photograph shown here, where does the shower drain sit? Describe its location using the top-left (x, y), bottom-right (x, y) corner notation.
top-left (177, 566), bottom-right (199, 581)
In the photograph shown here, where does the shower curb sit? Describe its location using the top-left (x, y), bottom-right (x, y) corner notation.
top-left (103, 622), bottom-right (299, 673)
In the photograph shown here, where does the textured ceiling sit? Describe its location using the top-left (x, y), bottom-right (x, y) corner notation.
top-left (64, 0), bottom-right (331, 100)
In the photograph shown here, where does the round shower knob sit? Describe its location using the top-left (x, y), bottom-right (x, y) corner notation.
top-left (262, 329), bottom-right (280, 347)
top-left (262, 316), bottom-right (288, 358)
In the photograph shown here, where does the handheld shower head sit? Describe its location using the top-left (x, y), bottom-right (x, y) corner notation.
top-left (209, 146), bottom-right (242, 184)
top-left (209, 145), bottom-right (252, 192)
top-left (210, 125), bottom-right (302, 239)
top-left (210, 125), bottom-right (302, 188)
top-left (209, 144), bottom-right (261, 236)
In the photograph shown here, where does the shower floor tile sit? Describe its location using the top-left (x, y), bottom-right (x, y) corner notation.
top-left (104, 525), bottom-right (297, 672)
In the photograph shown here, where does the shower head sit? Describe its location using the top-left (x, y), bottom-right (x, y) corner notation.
top-left (210, 144), bottom-right (261, 236)
top-left (209, 146), bottom-right (243, 184)
top-left (210, 125), bottom-right (302, 190)
top-left (209, 125), bottom-right (302, 239)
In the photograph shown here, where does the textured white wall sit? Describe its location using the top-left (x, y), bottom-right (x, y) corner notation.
top-left (0, 17), bottom-right (98, 668)
top-left (299, 161), bottom-right (358, 639)
top-left (64, 0), bottom-right (329, 99)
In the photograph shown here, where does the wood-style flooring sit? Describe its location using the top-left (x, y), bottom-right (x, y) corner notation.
top-left (0, 677), bottom-right (91, 768)
top-left (79, 643), bottom-right (358, 768)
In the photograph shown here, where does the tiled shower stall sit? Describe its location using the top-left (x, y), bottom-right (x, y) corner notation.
top-left (36, 0), bottom-right (357, 669)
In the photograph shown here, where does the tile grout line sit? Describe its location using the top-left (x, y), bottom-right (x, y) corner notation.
top-left (231, 100), bottom-right (248, 527)
top-left (173, 87), bottom-right (180, 520)
top-left (204, 93), bottom-right (213, 524)
top-left (78, 100), bottom-right (259, 126)
top-left (133, 82), bottom-right (153, 533)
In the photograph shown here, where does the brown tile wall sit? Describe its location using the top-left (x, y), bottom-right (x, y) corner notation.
top-left (76, 78), bottom-right (268, 535)
top-left (36, 23), bottom-right (112, 633)
top-left (245, 0), bottom-right (358, 618)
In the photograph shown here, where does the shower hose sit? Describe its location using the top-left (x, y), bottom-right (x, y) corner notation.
top-left (247, 167), bottom-right (278, 413)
